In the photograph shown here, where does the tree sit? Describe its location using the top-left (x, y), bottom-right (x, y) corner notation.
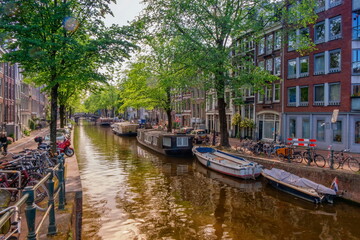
top-left (120, 36), bottom-right (195, 132)
top-left (140, 0), bottom-right (317, 146)
top-left (0, 0), bottom-right (137, 151)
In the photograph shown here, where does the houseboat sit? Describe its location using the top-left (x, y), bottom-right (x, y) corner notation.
top-left (97, 118), bottom-right (114, 126)
top-left (137, 129), bottom-right (193, 156)
top-left (112, 122), bottom-right (138, 136)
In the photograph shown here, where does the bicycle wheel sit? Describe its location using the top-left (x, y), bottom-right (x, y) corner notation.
top-left (302, 152), bottom-right (311, 165)
top-left (277, 153), bottom-right (285, 161)
top-left (314, 154), bottom-right (326, 168)
top-left (27, 173), bottom-right (49, 207)
top-left (347, 157), bottom-right (360, 172)
top-left (293, 153), bottom-right (303, 163)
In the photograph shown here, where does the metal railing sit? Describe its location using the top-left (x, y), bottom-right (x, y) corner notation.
top-left (0, 153), bottom-right (66, 240)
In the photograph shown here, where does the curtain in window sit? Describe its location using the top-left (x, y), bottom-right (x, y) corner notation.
top-left (315, 85), bottom-right (324, 101)
top-left (317, 120), bottom-right (325, 141)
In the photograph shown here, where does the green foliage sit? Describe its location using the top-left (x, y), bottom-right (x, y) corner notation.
top-left (23, 128), bottom-right (31, 136)
top-left (28, 119), bottom-right (36, 130)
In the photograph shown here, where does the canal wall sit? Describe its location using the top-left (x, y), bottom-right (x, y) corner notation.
top-left (237, 153), bottom-right (360, 204)
top-left (65, 130), bottom-right (83, 240)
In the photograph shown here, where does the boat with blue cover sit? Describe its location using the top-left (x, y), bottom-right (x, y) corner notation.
top-left (192, 146), bottom-right (263, 179)
top-left (262, 168), bottom-right (336, 204)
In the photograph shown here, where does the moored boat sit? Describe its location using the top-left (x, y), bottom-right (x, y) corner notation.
top-left (262, 168), bottom-right (336, 204)
top-left (137, 129), bottom-right (193, 156)
top-left (192, 146), bottom-right (263, 179)
top-left (112, 122), bottom-right (138, 136)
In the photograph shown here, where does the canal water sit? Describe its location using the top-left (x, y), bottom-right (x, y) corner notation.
top-left (74, 122), bottom-right (360, 240)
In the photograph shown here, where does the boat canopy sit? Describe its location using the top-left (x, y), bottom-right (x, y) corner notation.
top-left (263, 168), bottom-right (336, 196)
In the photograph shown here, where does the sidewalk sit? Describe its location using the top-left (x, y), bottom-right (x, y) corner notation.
top-left (7, 128), bottom-right (49, 153)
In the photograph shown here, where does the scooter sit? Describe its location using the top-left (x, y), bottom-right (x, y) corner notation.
top-left (35, 136), bottom-right (75, 157)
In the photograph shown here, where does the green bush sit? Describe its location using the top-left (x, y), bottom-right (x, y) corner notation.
top-left (23, 129), bottom-right (31, 136)
top-left (29, 119), bottom-right (36, 130)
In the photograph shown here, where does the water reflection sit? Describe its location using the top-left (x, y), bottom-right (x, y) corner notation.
top-left (75, 123), bottom-right (360, 240)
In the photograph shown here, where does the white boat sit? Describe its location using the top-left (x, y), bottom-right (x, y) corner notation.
top-left (112, 122), bottom-right (138, 136)
top-left (262, 168), bottom-right (336, 204)
top-left (192, 146), bottom-right (263, 179)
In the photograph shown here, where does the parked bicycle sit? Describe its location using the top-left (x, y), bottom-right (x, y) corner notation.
top-left (327, 146), bottom-right (360, 172)
top-left (276, 145), bottom-right (303, 162)
top-left (298, 146), bottom-right (326, 168)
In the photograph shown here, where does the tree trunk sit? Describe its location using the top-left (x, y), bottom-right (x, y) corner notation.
top-left (50, 83), bottom-right (59, 153)
top-left (217, 97), bottom-right (230, 147)
top-left (166, 109), bottom-right (172, 133)
top-left (59, 104), bottom-right (65, 128)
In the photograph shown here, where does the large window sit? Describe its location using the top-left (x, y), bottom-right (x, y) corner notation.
top-left (314, 84), bottom-right (325, 105)
top-left (274, 31), bottom-right (281, 50)
top-left (274, 57), bottom-right (281, 76)
top-left (329, 49), bottom-right (341, 73)
top-left (302, 118), bottom-right (310, 139)
top-left (288, 87), bottom-right (296, 106)
top-left (258, 38), bottom-right (265, 55)
top-left (288, 30), bottom-right (296, 51)
top-left (314, 21), bottom-right (325, 44)
top-left (315, 0), bottom-right (325, 12)
top-left (288, 59), bottom-right (297, 78)
top-left (353, 12), bottom-right (360, 40)
top-left (300, 86), bottom-right (308, 105)
top-left (329, 82), bottom-right (340, 105)
top-left (317, 120), bottom-right (325, 141)
top-left (266, 59), bottom-right (273, 73)
top-left (300, 57), bottom-right (309, 77)
top-left (273, 83), bottom-right (280, 102)
top-left (289, 119), bottom-right (296, 138)
top-left (353, 49), bottom-right (360, 75)
top-left (314, 53), bottom-right (325, 75)
top-left (265, 86), bottom-right (272, 102)
top-left (355, 121), bottom-right (360, 144)
top-left (329, 0), bottom-right (342, 8)
top-left (333, 121), bottom-right (342, 142)
top-left (258, 60), bottom-right (264, 70)
top-left (266, 34), bottom-right (273, 54)
top-left (329, 16), bottom-right (342, 40)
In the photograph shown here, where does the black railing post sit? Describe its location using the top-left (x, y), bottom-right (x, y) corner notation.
top-left (23, 186), bottom-right (37, 240)
top-left (307, 147), bottom-right (311, 166)
top-left (330, 149), bottom-right (334, 170)
top-left (58, 155), bottom-right (65, 210)
top-left (47, 169), bottom-right (57, 235)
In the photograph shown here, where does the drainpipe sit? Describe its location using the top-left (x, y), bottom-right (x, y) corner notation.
top-left (347, 113), bottom-right (350, 150)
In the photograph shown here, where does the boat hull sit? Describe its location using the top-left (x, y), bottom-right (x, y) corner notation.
top-left (193, 147), bottom-right (262, 180)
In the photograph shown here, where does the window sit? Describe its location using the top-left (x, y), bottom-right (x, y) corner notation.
top-left (329, 0), bottom-right (342, 8)
top-left (315, 0), bottom-right (325, 12)
top-left (329, 49), bottom-right (341, 73)
top-left (274, 31), bottom-right (281, 50)
top-left (258, 38), bottom-right (265, 55)
top-left (258, 91), bottom-right (264, 103)
top-left (273, 83), bottom-right (280, 102)
top-left (300, 57), bottom-right (309, 77)
top-left (314, 21), bottom-right (325, 44)
top-left (0, 63), bottom-right (2, 73)
top-left (163, 137), bottom-right (172, 147)
top-left (317, 120), bottom-right (325, 141)
top-left (352, 84), bottom-right (360, 97)
top-left (355, 121), bottom-right (360, 144)
top-left (329, 82), bottom-right (340, 105)
top-left (353, 12), bottom-right (360, 40)
top-left (265, 86), bottom-right (272, 102)
top-left (353, 49), bottom-right (360, 75)
top-left (288, 30), bottom-right (296, 51)
top-left (266, 34), bottom-right (273, 54)
top-left (288, 59), bottom-right (297, 78)
top-left (314, 53), bottom-right (325, 75)
top-left (333, 121), bottom-right (342, 142)
top-left (274, 57), bottom-right (281, 76)
top-left (288, 87), bottom-right (296, 106)
top-left (176, 137), bottom-right (189, 147)
top-left (258, 61), bottom-right (264, 70)
top-left (300, 86), bottom-right (308, 105)
top-left (329, 16), bottom-right (342, 40)
top-left (314, 84), bottom-right (324, 105)
top-left (289, 119), bottom-right (296, 138)
top-left (302, 119), bottom-right (310, 139)
top-left (266, 59), bottom-right (273, 73)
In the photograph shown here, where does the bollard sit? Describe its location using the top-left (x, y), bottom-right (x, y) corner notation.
top-left (23, 186), bottom-right (37, 240)
top-left (57, 156), bottom-right (65, 210)
top-left (330, 149), bottom-right (334, 170)
top-left (307, 147), bottom-right (311, 166)
top-left (47, 170), bottom-right (57, 235)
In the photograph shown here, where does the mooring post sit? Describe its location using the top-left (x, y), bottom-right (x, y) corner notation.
top-left (47, 169), bottom-right (57, 235)
top-left (23, 186), bottom-right (37, 240)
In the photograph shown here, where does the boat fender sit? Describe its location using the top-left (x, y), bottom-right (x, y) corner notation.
top-left (207, 160), bottom-right (211, 167)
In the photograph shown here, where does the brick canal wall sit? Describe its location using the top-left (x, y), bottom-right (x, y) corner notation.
top-left (238, 154), bottom-right (360, 204)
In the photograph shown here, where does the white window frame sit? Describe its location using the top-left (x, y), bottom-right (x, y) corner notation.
top-left (314, 84), bottom-right (325, 106)
top-left (288, 87), bottom-right (296, 106)
top-left (329, 16), bottom-right (342, 41)
top-left (299, 56), bottom-right (309, 77)
top-left (314, 21), bottom-right (325, 44)
top-left (273, 83), bottom-right (280, 102)
top-left (176, 137), bottom-right (189, 147)
top-left (288, 59), bottom-right (297, 79)
top-left (314, 52), bottom-right (325, 75)
top-left (329, 49), bottom-right (341, 73)
top-left (274, 57), bottom-right (281, 76)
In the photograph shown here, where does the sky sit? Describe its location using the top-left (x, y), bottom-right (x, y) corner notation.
top-left (104, 0), bottom-right (144, 27)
